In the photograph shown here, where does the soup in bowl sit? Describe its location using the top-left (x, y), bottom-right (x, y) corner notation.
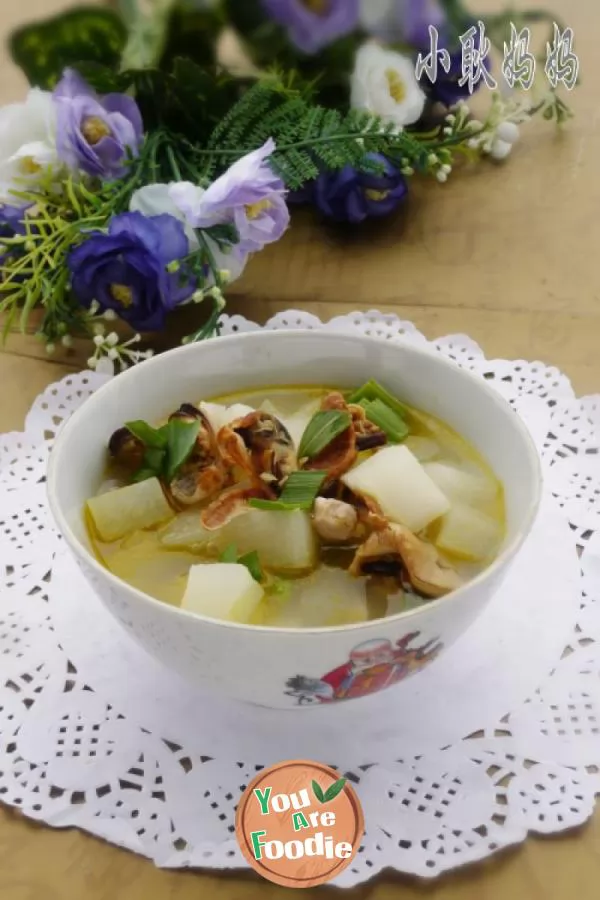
top-left (47, 331), bottom-right (541, 709)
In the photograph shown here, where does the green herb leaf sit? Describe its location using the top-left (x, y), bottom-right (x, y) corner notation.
top-left (142, 447), bottom-right (167, 476)
top-left (238, 551), bottom-right (264, 583)
top-left (125, 420), bottom-right (169, 450)
top-left (298, 411), bottom-right (351, 460)
top-left (165, 419), bottom-right (201, 482)
top-left (360, 399), bottom-right (409, 443)
top-left (312, 780), bottom-right (325, 804)
top-left (10, 8), bottom-right (127, 89)
top-left (348, 380), bottom-right (410, 420)
top-left (220, 545), bottom-right (264, 583)
top-left (323, 777), bottom-right (347, 803)
top-left (220, 544), bottom-right (239, 563)
top-left (132, 468), bottom-right (158, 484)
top-left (248, 471), bottom-right (327, 512)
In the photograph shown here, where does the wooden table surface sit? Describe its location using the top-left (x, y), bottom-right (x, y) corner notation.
top-left (1, 1), bottom-right (599, 897)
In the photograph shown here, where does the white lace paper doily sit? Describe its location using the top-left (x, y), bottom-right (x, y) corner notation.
top-left (1, 310), bottom-right (600, 886)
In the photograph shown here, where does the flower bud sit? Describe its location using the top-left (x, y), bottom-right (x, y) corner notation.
top-left (93, 334), bottom-right (104, 347)
top-left (61, 335), bottom-right (73, 348)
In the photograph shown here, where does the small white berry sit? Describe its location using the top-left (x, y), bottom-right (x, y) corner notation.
top-left (93, 334), bottom-right (104, 347)
top-left (441, 164), bottom-right (452, 175)
top-left (192, 290), bottom-right (204, 304)
top-left (427, 153), bottom-right (438, 165)
top-left (45, 342), bottom-right (56, 355)
top-left (93, 322), bottom-right (105, 336)
top-left (436, 171), bottom-right (448, 183)
top-left (496, 121), bottom-right (520, 144)
top-left (61, 335), bottom-right (73, 348)
top-left (103, 309), bottom-right (117, 321)
top-left (218, 269), bottom-right (231, 284)
top-left (87, 356), bottom-right (98, 369)
top-left (107, 348), bottom-right (119, 360)
top-left (467, 138), bottom-right (480, 150)
top-left (106, 332), bottom-right (119, 347)
top-left (490, 139), bottom-right (513, 161)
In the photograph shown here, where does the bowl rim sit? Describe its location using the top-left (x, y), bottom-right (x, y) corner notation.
top-left (47, 329), bottom-right (543, 636)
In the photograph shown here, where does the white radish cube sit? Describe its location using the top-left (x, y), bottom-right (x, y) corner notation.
top-left (159, 511), bottom-right (220, 550)
top-left (87, 478), bottom-right (173, 542)
top-left (274, 567), bottom-right (369, 628)
top-left (423, 462), bottom-right (498, 507)
top-left (226, 403), bottom-right (255, 423)
top-left (436, 504), bottom-right (502, 562)
top-left (342, 445), bottom-right (450, 533)
top-left (404, 436), bottom-right (440, 462)
top-left (181, 563), bottom-right (264, 622)
top-left (225, 509), bottom-right (317, 572)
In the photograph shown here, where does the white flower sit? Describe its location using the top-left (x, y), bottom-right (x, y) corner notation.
top-left (489, 139), bottom-right (513, 161)
top-left (0, 89), bottom-right (59, 205)
top-left (129, 183), bottom-right (247, 286)
top-left (351, 43), bottom-right (426, 128)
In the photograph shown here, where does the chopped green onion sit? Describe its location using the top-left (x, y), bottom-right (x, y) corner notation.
top-left (143, 447), bottom-right (167, 473)
top-left (220, 545), bottom-right (263, 582)
top-left (248, 471), bottom-right (328, 512)
top-left (125, 420), bottom-right (169, 449)
top-left (238, 551), bottom-right (264, 583)
top-left (165, 418), bottom-right (201, 481)
top-left (297, 410), bottom-right (351, 460)
top-left (348, 379), bottom-right (410, 420)
top-left (360, 399), bottom-right (409, 443)
top-left (220, 544), bottom-right (239, 563)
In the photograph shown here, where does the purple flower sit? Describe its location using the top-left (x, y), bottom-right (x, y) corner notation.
top-left (170, 139), bottom-right (290, 254)
top-left (302, 154), bottom-right (408, 224)
top-left (260, 0), bottom-right (359, 54)
top-left (400, 0), bottom-right (446, 47)
top-left (0, 204), bottom-right (27, 235)
top-left (53, 69), bottom-right (143, 180)
top-left (68, 212), bottom-right (194, 331)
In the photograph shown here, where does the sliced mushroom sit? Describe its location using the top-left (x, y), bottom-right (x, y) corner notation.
top-left (108, 427), bottom-right (145, 473)
top-left (201, 484), bottom-right (266, 531)
top-left (349, 523), bottom-right (463, 598)
top-left (169, 406), bottom-right (230, 506)
top-left (217, 411), bottom-right (297, 497)
top-left (312, 498), bottom-right (359, 543)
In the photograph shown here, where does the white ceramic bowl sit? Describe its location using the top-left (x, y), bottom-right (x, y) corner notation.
top-left (47, 331), bottom-right (542, 709)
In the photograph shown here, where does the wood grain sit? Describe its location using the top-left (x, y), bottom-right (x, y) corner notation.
top-left (0, 0), bottom-right (598, 897)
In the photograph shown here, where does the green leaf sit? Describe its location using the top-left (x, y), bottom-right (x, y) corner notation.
top-left (125, 420), bottom-right (169, 450)
top-left (312, 780), bottom-right (325, 804)
top-left (143, 447), bottom-right (166, 473)
top-left (298, 411), bottom-right (351, 460)
top-left (220, 544), bottom-right (239, 563)
top-left (165, 418), bottom-right (201, 482)
top-left (248, 471), bottom-right (327, 512)
top-left (10, 7), bottom-right (127, 89)
top-left (360, 399), bottom-right (409, 443)
top-left (348, 380), bottom-right (410, 420)
top-left (323, 777), bottom-right (347, 803)
top-left (238, 551), bottom-right (264, 584)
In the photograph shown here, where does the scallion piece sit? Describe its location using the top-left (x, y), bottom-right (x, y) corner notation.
top-left (220, 545), bottom-right (264, 582)
top-left (348, 379), bottom-right (410, 420)
top-left (238, 551), bottom-right (264, 583)
top-left (220, 544), bottom-right (239, 563)
top-left (360, 399), bottom-right (409, 443)
top-left (297, 410), bottom-right (351, 460)
top-left (248, 471), bottom-right (328, 512)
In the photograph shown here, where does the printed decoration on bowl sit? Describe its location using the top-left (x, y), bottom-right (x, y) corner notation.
top-left (0, 0), bottom-right (578, 368)
top-left (285, 632), bottom-right (443, 705)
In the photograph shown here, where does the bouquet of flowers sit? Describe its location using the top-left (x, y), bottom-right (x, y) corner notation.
top-left (0, 0), bottom-right (576, 370)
